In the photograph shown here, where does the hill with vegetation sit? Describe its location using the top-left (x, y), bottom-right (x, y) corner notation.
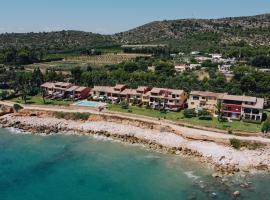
top-left (1, 13), bottom-right (270, 61)
top-left (113, 13), bottom-right (270, 53)
top-left (0, 30), bottom-right (115, 53)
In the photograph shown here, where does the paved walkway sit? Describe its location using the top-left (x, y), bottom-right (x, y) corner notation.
top-left (1, 101), bottom-right (270, 144)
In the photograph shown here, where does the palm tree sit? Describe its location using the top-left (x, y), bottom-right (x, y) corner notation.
top-left (215, 101), bottom-right (223, 121)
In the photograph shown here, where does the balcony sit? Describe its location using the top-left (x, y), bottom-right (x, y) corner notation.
top-left (222, 104), bottom-right (241, 113)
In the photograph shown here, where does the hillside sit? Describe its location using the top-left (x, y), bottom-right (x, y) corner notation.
top-left (1, 14), bottom-right (270, 54)
top-left (113, 14), bottom-right (270, 52)
top-left (0, 30), bottom-right (115, 53)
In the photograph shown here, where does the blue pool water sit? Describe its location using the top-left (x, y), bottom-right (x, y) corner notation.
top-left (1, 128), bottom-right (270, 200)
top-left (75, 101), bottom-right (101, 107)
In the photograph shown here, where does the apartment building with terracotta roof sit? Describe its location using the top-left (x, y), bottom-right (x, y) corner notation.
top-left (147, 88), bottom-right (188, 111)
top-left (188, 91), bottom-right (226, 113)
top-left (219, 94), bottom-right (264, 122)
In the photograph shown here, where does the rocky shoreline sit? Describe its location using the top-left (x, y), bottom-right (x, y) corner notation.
top-left (1, 111), bottom-right (270, 177)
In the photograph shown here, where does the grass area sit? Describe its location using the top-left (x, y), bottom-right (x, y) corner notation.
top-left (108, 104), bottom-right (262, 133)
top-left (10, 96), bottom-right (72, 106)
top-left (8, 96), bottom-right (262, 133)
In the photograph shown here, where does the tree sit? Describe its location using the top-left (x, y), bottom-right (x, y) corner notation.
top-left (215, 101), bottom-right (223, 121)
top-left (261, 120), bottom-right (269, 133)
top-left (0, 90), bottom-right (9, 100)
top-left (155, 61), bottom-right (175, 76)
top-left (42, 89), bottom-right (46, 104)
top-left (20, 87), bottom-right (28, 104)
top-left (32, 67), bottom-right (44, 87)
top-left (71, 66), bottom-right (83, 84)
top-left (240, 75), bottom-right (256, 93)
top-left (45, 69), bottom-right (58, 81)
top-left (86, 65), bottom-right (93, 72)
top-left (251, 55), bottom-right (270, 68)
top-left (123, 62), bottom-right (138, 72)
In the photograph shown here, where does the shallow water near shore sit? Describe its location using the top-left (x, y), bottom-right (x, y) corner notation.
top-left (0, 128), bottom-right (270, 200)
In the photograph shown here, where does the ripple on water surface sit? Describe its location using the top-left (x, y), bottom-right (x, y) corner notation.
top-left (0, 128), bottom-right (270, 200)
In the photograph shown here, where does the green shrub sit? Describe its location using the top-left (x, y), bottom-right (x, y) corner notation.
top-left (13, 104), bottom-right (23, 112)
top-left (261, 120), bottom-right (269, 133)
top-left (262, 113), bottom-right (268, 122)
top-left (160, 109), bottom-right (167, 114)
top-left (230, 138), bottom-right (242, 149)
top-left (55, 112), bottom-right (90, 120)
top-left (120, 101), bottom-right (129, 109)
top-left (197, 109), bottom-right (210, 117)
top-left (183, 109), bottom-right (196, 118)
top-left (220, 118), bottom-right (228, 122)
top-left (198, 115), bottom-right (213, 120)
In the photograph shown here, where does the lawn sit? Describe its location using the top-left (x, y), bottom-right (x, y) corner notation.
top-left (10, 96), bottom-right (72, 106)
top-left (108, 104), bottom-right (262, 133)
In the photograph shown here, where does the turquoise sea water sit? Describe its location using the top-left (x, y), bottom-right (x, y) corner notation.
top-left (0, 128), bottom-right (270, 200)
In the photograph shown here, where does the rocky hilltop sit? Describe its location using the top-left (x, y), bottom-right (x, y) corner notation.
top-left (113, 14), bottom-right (270, 48)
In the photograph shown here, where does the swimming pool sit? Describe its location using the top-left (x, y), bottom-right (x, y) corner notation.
top-left (74, 101), bottom-right (105, 107)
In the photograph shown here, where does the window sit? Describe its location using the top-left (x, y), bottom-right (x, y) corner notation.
top-left (244, 108), bottom-right (251, 113)
top-left (193, 96), bottom-right (199, 100)
top-left (252, 109), bottom-right (260, 114)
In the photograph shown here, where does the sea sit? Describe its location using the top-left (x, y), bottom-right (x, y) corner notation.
top-left (0, 128), bottom-right (270, 200)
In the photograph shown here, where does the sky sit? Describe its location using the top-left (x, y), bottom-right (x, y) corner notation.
top-left (0, 0), bottom-right (269, 34)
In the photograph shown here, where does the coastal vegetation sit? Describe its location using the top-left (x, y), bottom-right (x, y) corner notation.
top-left (54, 112), bottom-right (90, 120)
top-left (13, 104), bottom-right (23, 112)
top-left (230, 138), bottom-right (242, 149)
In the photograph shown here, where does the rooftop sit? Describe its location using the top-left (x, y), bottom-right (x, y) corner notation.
top-left (93, 86), bottom-right (114, 93)
top-left (242, 98), bottom-right (264, 109)
top-left (114, 84), bottom-right (127, 90)
top-left (41, 82), bottom-right (55, 88)
top-left (120, 89), bottom-right (138, 95)
top-left (66, 86), bottom-right (79, 92)
top-left (55, 82), bottom-right (72, 87)
top-left (136, 86), bottom-right (150, 92)
top-left (190, 91), bottom-right (226, 98)
top-left (75, 87), bottom-right (89, 92)
top-left (150, 87), bottom-right (184, 96)
top-left (221, 94), bottom-right (257, 103)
